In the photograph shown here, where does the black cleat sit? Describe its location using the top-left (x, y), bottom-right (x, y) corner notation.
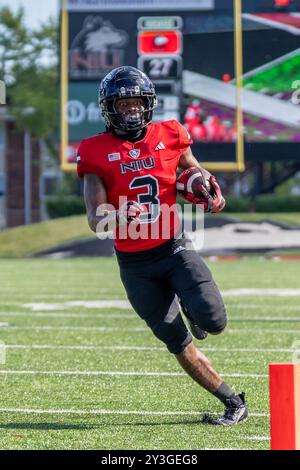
top-left (203, 392), bottom-right (248, 426)
top-left (179, 300), bottom-right (208, 341)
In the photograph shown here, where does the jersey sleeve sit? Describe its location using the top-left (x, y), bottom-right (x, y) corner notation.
top-left (176, 121), bottom-right (193, 152)
top-left (76, 139), bottom-right (103, 178)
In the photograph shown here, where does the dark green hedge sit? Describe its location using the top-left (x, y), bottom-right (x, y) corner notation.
top-left (46, 194), bottom-right (300, 219)
top-left (224, 195), bottom-right (300, 213)
top-left (179, 194), bottom-right (300, 213)
top-left (46, 197), bottom-right (86, 219)
top-left (254, 195), bottom-right (300, 213)
top-left (222, 196), bottom-right (251, 213)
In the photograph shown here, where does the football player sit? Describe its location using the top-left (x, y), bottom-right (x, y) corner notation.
top-left (77, 66), bottom-right (248, 425)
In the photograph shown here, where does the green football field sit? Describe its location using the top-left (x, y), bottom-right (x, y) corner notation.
top-left (0, 257), bottom-right (299, 450)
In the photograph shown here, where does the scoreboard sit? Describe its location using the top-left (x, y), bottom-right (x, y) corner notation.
top-left (60, 0), bottom-right (245, 172)
top-left (137, 17), bottom-right (183, 124)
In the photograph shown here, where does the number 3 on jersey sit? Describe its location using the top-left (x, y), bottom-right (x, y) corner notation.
top-left (129, 175), bottom-right (160, 223)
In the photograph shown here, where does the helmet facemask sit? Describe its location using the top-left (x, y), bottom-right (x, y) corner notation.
top-left (99, 67), bottom-right (157, 132)
top-left (101, 95), bottom-right (157, 132)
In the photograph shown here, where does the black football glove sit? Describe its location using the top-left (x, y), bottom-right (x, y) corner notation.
top-left (117, 200), bottom-right (145, 225)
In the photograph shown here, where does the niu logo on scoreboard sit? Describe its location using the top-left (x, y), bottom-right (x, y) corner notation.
top-left (69, 16), bottom-right (128, 79)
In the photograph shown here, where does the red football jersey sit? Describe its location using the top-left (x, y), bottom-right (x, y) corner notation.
top-left (77, 120), bottom-right (193, 252)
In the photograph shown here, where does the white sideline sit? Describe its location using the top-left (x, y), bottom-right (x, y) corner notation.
top-left (0, 370), bottom-right (268, 378)
top-left (245, 437), bottom-right (270, 441)
top-left (0, 407), bottom-right (269, 417)
top-left (4, 344), bottom-right (298, 353)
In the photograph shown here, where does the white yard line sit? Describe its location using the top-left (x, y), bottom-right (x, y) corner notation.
top-left (0, 407), bottom-right (268, 417)
top-left (0, 326), bottom-right (146, 331)
top-left (23, 301), bottom-right (131, 311)
top-left (0, 325), bottom-right (299, 333)
top-left (0, 312), bottom-right (134, 319)
top-left (245, 437), bottom-right (270, 441)
top-left (0, 287), bottom-right (107, 291)
top-left (5, 345), bottom-right (165, 351)
top-left (225, 304), bottom-right (300, 311)
top-left (222, 374), bottom-right (268, 378)
top-left (223, 289), bottom-right (300, 297)
top-left (32, 295), bottom-right (105, 299)
top-left (1, 312), bottom-right (299, 322)
top-left (3, 344), bottom-right (297, 353)
top-left (0, 370), bottom-right (268, 378)
top-left (227, 329), bottom-right (300, 333)
top-left (229, 317), bottom-right (300, 322)
top-left (19, 292), bottom-right (300, 312)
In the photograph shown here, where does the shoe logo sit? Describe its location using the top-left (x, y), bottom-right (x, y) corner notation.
top-left (129, 149), bottom-right (140, 159)
top-left (155, 142), bottom-right (166, 151)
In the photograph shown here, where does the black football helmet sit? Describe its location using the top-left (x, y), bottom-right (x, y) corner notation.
top-left (99, 66), bottom-right (157, 132)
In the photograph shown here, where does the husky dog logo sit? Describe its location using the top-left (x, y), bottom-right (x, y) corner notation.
top-left (70, 16), bottom-right (128, 79)
top-left (129, 149), bottom-right (140, 159)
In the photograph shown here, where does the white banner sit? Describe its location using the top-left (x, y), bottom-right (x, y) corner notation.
top-left (66, 0), bottom-right (214, 11)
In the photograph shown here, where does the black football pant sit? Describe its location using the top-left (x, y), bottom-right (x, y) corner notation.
top-left (116, 236), bottom-right (227, 354)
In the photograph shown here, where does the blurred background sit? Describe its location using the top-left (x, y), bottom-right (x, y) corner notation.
top-left (0, 0), bottom-right (300, 258)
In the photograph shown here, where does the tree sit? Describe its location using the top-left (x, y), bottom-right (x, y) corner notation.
top-left (0, 6), bottom-right (58, 155)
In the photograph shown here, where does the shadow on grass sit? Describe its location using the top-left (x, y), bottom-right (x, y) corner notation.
top-left (0, 423), bottom-right (95, 431)
top-left (117, 419), bottom-right (202, 427)
top-left (0, 418), bottom-right (202, 431)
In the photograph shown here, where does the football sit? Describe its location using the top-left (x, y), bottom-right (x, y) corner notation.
top-left (176, 167), bottom-right (211, 202)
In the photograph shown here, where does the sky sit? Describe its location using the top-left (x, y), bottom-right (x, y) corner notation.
top-left (0, 0), bottom-right (59, 29)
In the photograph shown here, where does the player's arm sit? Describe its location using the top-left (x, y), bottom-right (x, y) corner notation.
top-left (178, 146), bottom-right (211, 182)
top-left (178, 147), bottom-right (226, 213)
top-left (83, 173), bottom-right (115, 233)
top-left (83, 174), bottom-right (144, 233)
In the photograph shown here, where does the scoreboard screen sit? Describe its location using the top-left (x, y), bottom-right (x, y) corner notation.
top-left (60, 0), bottom-right (243, 171)
top-left (60, 0), bottom-right (300, 171)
